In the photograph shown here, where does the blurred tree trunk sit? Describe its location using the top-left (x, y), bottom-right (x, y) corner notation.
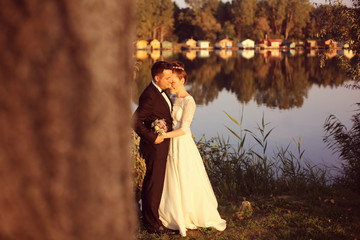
top-left (0, 1), bottom-right (136, 240)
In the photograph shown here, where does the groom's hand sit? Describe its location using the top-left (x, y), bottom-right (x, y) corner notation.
top-left (154, 136), bottom-right (164, 144)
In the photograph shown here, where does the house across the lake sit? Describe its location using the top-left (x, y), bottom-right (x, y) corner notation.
top-left (258, 39), bottom-right (283, 49)
top-left (215, 38), bottom-right (234, 49)
top-left (238, 39), bottom-right (255, 49)
top-left (183, 38), bottom-right (197, 49)
top-left (197, 40), bottom-right (211, 49)
top-left (305, 40), bottom-right (317, 49)
top-left (136, 40), bottom-right (148, 50)
top-left (149, 39), bottom-right (161, 50)
top-left (161, 40), bottom-right (173, 49)
top-left (268, 39), bottom-right (282, 48)
top-left (258, 39), bottom-right (269, 49)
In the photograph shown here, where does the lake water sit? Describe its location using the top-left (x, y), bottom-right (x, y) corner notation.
top-left (132, 49), bottom-right (359, 170)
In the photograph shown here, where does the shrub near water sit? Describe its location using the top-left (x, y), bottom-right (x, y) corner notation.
top-left (132, 132), bottom-right (146, 201)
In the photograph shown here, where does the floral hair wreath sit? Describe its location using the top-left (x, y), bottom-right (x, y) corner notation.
top-left (173, 66), bottom-right (184, 71)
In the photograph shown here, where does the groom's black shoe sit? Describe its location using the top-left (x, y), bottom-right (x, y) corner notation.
top-left (159, 226), bottom-right (179, 235)
top-left (146, 226), bottom-right (179, 235)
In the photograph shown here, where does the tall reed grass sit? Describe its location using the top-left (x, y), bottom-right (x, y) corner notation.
top-left (198, 111), bottom-right (330, 201)
top-left (323, 102), bottom-right (360, 193)
top-left (132, 112), bottom-right (330, 202)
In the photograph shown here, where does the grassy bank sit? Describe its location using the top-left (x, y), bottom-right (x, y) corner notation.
top-left (132, 113), bottom-right (360, 239)
top-left (137, 190), bottom-right (360, 239)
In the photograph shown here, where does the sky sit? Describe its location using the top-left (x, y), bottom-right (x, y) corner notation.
top-left (173, 0), bottom-right (353, 8)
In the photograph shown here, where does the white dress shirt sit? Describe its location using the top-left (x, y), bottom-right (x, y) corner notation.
top-left (152, 81), bottom-right (172, 111)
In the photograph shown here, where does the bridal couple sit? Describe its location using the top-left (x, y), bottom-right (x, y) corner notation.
top-left (132, 61), bottom-right (226, 236)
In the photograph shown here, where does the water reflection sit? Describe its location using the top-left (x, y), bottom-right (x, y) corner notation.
top-left (133, 50), bottom-right (350, 109)
top-left (239, 50), bottom-right (255, 59)
top-left (135, 48), bottom-right (355, 61)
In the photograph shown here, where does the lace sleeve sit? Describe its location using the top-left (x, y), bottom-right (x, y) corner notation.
top-left (180, 97), bottom-right (196, 132)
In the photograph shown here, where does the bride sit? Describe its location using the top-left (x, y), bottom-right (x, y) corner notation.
top-left (157, 61), bottom-right (226, 237)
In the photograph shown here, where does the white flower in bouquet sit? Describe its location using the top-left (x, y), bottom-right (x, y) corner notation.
top-left (151, 119), bottom-right (167, 136)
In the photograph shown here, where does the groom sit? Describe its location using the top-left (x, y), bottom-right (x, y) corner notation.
top-left (132, 61), bottom-right (174, 234)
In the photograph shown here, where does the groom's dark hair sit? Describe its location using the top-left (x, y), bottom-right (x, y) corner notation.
top-left (151, 61), bottom-right (173, 80)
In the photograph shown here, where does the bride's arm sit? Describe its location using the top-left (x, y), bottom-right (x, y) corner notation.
top-left (162, 128), bottom-right (185, 139)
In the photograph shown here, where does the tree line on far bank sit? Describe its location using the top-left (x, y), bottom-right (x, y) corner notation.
top-left (136, 0), bottom-right (359, 46)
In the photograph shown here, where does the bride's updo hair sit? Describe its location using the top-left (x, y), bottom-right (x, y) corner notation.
top-left (172, 61), bottom-right (187, 84)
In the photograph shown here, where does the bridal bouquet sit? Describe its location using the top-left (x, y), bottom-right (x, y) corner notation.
top-left (151, 119), bottom-right (167, 136)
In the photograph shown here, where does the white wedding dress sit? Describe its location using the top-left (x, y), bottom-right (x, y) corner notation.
top-left (158, 95), bottom-right (226, 237)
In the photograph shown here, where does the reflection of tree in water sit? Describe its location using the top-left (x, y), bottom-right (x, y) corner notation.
top-left (187, 53), bottom-right (348, 109)
top-left (133, 53), bottom-right (350, 109)
top-left (220, 57), bottom-right (257, 104)
top-left (253, 56), bottom-right (311, 109)
top-left (182, 55), bottom-right (222, 105)
top-left (306, 56), bottom-right (348, 87)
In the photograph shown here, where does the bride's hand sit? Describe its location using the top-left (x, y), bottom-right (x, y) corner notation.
top-left (154, 135), bottom-right (164, 144)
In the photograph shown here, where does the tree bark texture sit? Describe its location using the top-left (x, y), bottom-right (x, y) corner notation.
top-left (0, 1), bottom-right (136, 239)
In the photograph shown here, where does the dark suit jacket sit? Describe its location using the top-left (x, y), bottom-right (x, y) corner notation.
top-left (132, 82), bottom-right (173, 160)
